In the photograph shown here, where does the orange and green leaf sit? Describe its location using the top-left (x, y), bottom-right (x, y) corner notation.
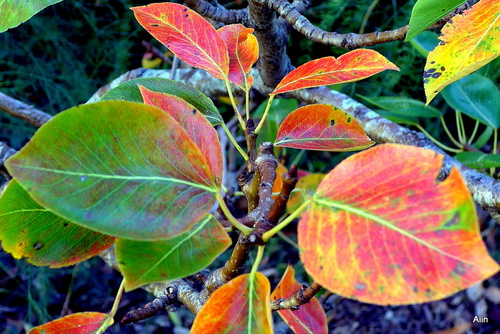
top-left (274, 104), bottom-right (375, 151)
top-left (132, 3), bottom-right (229, 80)
top-left (272, 49), bottom-right (399, 95)
top-left (0, 180), bottom-right (114, 268)
top-left (424, 0), bottom-right (500, 103)
top-left (217, 24), bottom-right (259, 90)
top-left (191, 273), bottom-right (273, 334)
top-left (271, 265), bottom-right (328, 334)
top-left (27, 312), bottom-right (113, 334)
top-left (6, 101), bottom-right (219, 241)
top-left (139, 86), bottom-right (223, 181)
top-left (287, 173), bottom-right (325, 214)
top-left (299, 144), bottom-right (499, 305)
top-left (116, 215), bottom-right (231, 291)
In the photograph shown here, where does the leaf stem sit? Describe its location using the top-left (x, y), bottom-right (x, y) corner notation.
top-left (250, 245), bottom-right (265, 276)
top-left (262, 199), bottom-right (311, 242)
top-left (439, 116), bottom-right (462, 148)
top-left (490, 129), bottom-right (498, 177)
top-left (455, 110), bottom-right (466, 144)
top-left (220, 123), bottom-right (249, 161)
top-left (254, 95), bottom-right (275, 134)
top-left (277, 231), bottom-right (299, 249)
top-left (109, 279), bottom-right (125, 317)
top-left (216, 192), bottom-right (253, 235)
top-left (415, 124), bottom-right (462, 153)
top-left (224, 80), bottom-right (246, 130)
top-left (468, 121), bottom-right (480, 144)
top-left (245, 81), bottom-right (251, 120)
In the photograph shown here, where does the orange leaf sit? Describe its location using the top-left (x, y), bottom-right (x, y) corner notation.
top-left (191, 273), bottom-right (273, 334)
top-left (218, 24), bottom-right (259, 90)
top-left (28, 312), bottom-right (113, 334)
top-left (272, 49), bottom-right (399, 95)
top-left (274, 104), bottom-right (375, 151)
top-left (299, 144), bottom-right (499, 305)
top-left (271, 265), bottom-right (328, 334)
top-left (272, 162), bottom-right (289, 195)
top-left (424, 0), bottom-right (500, 103)
top-left (139, 86), bottom-right (223, 182)
top-left (287, 173), bottom-right (325, 214)
top-left (132, 3), bottom-right (229, 80)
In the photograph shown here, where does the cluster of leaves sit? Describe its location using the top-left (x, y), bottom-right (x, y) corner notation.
top-left (0, 0), bottom-right (499, 333)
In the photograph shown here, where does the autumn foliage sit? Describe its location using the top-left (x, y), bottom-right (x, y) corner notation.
top-left (0, 1), bottom-right (499, 333)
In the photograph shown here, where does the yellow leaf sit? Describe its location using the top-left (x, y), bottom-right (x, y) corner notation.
top-left (424, 0), bottom-right (500, 104)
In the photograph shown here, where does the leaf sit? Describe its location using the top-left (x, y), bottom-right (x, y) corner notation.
top-left (116, 215), bottom-right (231, 291)
top-left (274, 104), bottom-right (375, 151)
top-left (287, 173), bottom-right (325, 214)
top-left (191, 273), bottom-right (273, 334)
top-left (0, 0), bottom-right (63, 33)
top-left (272, 163), bottom-right (289, 196)
top-left (424, 0), bottom-right (500, 103)
top-left (6, 101), bottom-right (219, 241)
top-left (357, 95), bottom-right (442, 118)
top-left (405, 0), bottom-right (465, 41)
top-left (217, 24), bottom-right (259, 90)
top-left (299, 144), bottom-right (500, 305)
top-left (0, 180), bottom-right (114, 268)
top-left (27, 312), bottom-right (113, 334)
top-left (272, 49), bottom-right (399, 95)
top-left (441, 73), bottom-right (500, 129)
top-left (454, 152), bottom-right (500, 170)
top-left (373, 109), bottom-right (420, 125)
top-left (132, 3), bottom-right (229, 80)
top-left (139, 86), bottom-right (223, 181)
top-left (271, 265), bottom-right (328, 334)
top-left (100, 77), bottom-right (223, 126)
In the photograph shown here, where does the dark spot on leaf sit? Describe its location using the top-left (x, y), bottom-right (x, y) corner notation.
top-left (192, 109), bottom-right (196, 115)
top-left (119, 261), bottom-right (126, 265)
top-left (185, 14), bottom-right (189, 17)
top-left (33, 242), bottom-right (44, 251)
top-left (330, 119), bottom-right (335, 126)
top-left (441, 8), bottom-right (446, 11)
top-left (441, 66), bottom-right (446, 71)
top-left (346, 116), bottom-right (352, 123)
top-left (444, 212), bottom-right (460, 228)
top-left (319, 266), bottom-right (323, 270)
top-left (151, 24), bottom-right (159, 27)
top-left (412, 286), bottom-right (418, 293)
top-left (355, 282), bottom-right (366, 290)
top-left (439, 41), bottom-right (445, 46)
top-left (85, 212), bottom-right (92, 220)
top-left (183, 8), bottom-right (188, 12)
top-left (63, 223), bottom-right (69, 227)
top-left (430, 61), bottom-right (435, 64)
top-left (431, 72), bottom-right (442, 79)
top-left (427, 68), bottom-right (436, 73)
top-left (453, 262), bottom-right (467, 276)
top-left (283, 136), bottom-right (292, 141)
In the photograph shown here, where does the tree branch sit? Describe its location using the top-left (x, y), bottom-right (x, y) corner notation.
top-left (257, 0), bottom-right (478, 49)
top-left (0, 91), bottom-right (52, 127)
top-left (271, 281), bottom-right (323, 311)
top-left (184, 0), bottom-right (251, 26)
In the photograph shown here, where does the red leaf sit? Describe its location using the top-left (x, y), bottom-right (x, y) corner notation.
top-left (272, 49), bottom-right (399, 95)
top-left (275, 104), bottom-right (375, 151)
top-left (28, 312), bottom-right (113, 334)
top-left (271, 265), bottom-right (328, 334)
top-left (191, 273), bottom-right (273, 333)
top-left (218, 24), bottom-right (259, 90)
top-left (132, 3), bottom-right (229, 80)
top-left (299, 144), bottom-right (500, 304)
top-left (139, 86), bottom-right (223, 182)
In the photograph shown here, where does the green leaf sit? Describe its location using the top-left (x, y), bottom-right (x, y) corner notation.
top-left (253, 98), bottom-right (299, 145)
top-left (358, 95), bottom-right (441, 118)
top-left (101, 78), bottom-right (223, 126)
top-left (6, 101), bottom-right (220, 241)
top-left (0, 0), bottom-right (62, 33)
top-left (117, 215), bottom-right (231, 291)
top-left (409, 31), bottom-right (439, 57)
top-left (0, 180), bottom-right (114, 268)
top-left (474, 126), bottom-right (493, 150)
top-left (441, 73), bottom-right (500, 129)
top-left (373, 109), bottom-right (420, 125)
top-left (455, 152), bottom-right (500, 169)
top-left (405, 0), bottom-right (465, 41)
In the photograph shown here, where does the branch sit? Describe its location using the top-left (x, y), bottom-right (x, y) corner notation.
top-left (271, 281), bottom-right (323, 311)
top-left (0, 91), bottom-right (52, 127)
top-left (257, 0), bottom-right (478, 49)
top-left (184, 0), bottom-right (251, 26)
top-left (88, 68), bottom-right (500, 216)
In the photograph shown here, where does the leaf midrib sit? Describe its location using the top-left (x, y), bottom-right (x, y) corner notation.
top-left (11, 164), bottom-right (217, 193)
top-left (312, 196), bottom-right (475, 265)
